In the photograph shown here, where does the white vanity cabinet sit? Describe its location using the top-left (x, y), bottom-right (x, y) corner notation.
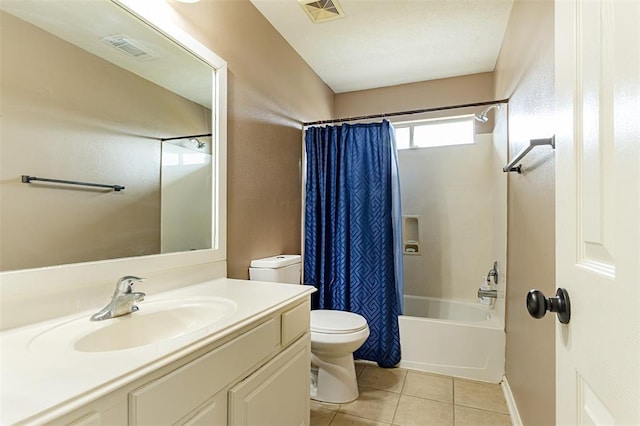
top-left (228, 336), bottom-right (310, 425)
top-left (1, 278), bottom-right (315, 425)
top-left (130, 298), bottom-right (311, 426)
top-left (130, 318), bottom-right (280, 425)
top-left (228, 299), bottom-right (311, 426)
top-left (43, 298), bottom-right (311, 426)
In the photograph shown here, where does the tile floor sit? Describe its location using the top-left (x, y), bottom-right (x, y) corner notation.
top-left (310, 362), bottom-right (511, 426)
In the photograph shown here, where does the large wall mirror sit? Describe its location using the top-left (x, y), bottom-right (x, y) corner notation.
top-left (0, 0), bottom-right (227, 272)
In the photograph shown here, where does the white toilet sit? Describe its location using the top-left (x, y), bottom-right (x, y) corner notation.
top-left (249, 254), bottom-right (370, 403)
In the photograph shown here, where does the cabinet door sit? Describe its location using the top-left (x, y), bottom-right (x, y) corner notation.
top-left (229, 335), bottom-right (310, 426)
top-left (181, 391), bottom-right (227, 426)
top-left (51, 393), bottom-right (127, 426)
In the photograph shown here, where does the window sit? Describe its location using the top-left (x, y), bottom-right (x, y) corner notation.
top-left (394, 115), bottom-right (475, 149)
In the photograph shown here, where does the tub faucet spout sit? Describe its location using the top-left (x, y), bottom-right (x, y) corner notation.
top-left (90, 276), bottom-right (146, 321)
top-left (477, 288), bottom-right (498, 299)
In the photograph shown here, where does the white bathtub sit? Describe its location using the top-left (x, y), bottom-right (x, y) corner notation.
top-left (398, 295), bottom-right (505, 383)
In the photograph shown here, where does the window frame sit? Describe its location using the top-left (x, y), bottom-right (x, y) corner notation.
top-left (394, 114), bottom-right (475, 150)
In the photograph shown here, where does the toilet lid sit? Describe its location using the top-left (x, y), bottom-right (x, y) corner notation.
top-left (310, 310), bottom-right (368, 334)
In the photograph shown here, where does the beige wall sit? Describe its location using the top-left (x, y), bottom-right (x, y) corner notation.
top-left (335, 72), bottom-right (495, 122)
top-left (169, 0), bottom-right (334, 279)
top-left (494, 0), bottom-right (556, 425)
top-left (0, 12), bottom-right (210, 271)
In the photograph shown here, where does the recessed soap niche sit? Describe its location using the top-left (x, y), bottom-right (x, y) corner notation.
top-left (402, 215), bottom-right (421, 255)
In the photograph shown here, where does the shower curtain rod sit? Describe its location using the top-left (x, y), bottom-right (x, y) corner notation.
top-left (160, 133), bottom-right (212, 142)
top-left (302, 98), bottom-right (509, 127)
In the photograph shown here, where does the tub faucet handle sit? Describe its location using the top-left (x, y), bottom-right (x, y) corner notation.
top-left (486, 261), bottom-right (499, 285)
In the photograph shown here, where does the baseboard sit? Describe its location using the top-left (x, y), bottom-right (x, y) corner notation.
top-left (501, 375), bottom-right (523, 426)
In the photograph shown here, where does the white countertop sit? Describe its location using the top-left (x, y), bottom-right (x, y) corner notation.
top-left (0, 278), bottom-right (314, 425)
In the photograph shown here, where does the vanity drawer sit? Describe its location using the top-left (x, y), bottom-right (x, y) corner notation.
top-left (130, 318), bottom-right (278, 425)
top-left (228, 334), bottom-right (310, 426)
top-left (281, 299), bottom-right (310, 347)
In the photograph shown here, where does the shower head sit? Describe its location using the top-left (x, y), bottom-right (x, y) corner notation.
top-left (189, 138), bottom-right (206, 149)
top-left (474, 104), bottom-right (501, 123)
top-left (474, 113), bottom-right (489, 123)
top-left (474, 112), bottom-right (489, 123)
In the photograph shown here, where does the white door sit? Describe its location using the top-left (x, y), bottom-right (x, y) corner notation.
top-left (555, 0), bottom-right (639, 424)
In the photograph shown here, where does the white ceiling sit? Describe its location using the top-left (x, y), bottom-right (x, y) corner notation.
top-left (250, 0), bottom-right (514, 94)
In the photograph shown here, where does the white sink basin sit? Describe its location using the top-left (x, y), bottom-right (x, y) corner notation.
top-left (28, 297), bottom-right (237, 353)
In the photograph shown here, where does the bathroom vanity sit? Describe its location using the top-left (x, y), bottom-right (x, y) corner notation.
top-left (0, 1), bottom-right (316, 424)
top-left (0, 279), bottom-right (314, 425)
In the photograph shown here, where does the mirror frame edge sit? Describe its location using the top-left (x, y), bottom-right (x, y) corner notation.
top-left (0, 0), bottom-right (227, 291)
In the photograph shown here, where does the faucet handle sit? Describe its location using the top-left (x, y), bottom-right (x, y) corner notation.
top-left (486, 261), bottom-right (499, 285)
top-left (115, 275), bottom-right (145, 294)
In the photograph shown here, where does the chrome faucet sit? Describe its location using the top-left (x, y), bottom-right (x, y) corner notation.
top-left (90, 276), bottom-right (146, 321)
top-left (478, 261), bottom-right (499, 300)
top-left (477, 288), bottom-right (498, 299)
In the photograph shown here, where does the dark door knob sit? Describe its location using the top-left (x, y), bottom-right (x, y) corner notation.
top-left (526, 288), bottom-right (571, 324)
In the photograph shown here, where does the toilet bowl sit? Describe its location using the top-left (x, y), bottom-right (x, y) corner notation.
top-left (310, 309), bottom-right (369, 403)
top-left (249, 255), bottom-right (370, 404)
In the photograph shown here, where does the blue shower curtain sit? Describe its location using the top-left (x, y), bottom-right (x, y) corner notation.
top-left (304, 120), bottom-right (403, 368)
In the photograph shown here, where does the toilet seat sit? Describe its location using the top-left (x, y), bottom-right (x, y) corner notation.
top-left (311, 310), bottom-right (368, 334)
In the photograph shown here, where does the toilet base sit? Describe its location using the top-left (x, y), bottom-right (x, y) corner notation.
top-left (310, 351), bottom-right (359, 404)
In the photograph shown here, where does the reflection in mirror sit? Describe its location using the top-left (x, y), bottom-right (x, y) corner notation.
top-left (0, 0), bottom-right (216, 271)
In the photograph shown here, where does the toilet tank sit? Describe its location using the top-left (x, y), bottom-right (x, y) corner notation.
top-left (249, 255), bottom-right (301, 284)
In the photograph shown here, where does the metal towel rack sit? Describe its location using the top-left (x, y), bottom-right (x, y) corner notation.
top-left (22, 175), bottom-right (125, 191)
top-left (503, 136), bottom-right (555, 173)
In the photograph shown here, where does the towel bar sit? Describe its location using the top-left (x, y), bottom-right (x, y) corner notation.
top-left (22, 175), bottom-right (125, 191)
top-left (503, 136), bottom-right (555, 173)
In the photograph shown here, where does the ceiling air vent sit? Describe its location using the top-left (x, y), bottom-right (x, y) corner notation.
top-left (298, 0), bottom-right (346, 24)
top-left (102, 35), bottom-right (156, 61)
